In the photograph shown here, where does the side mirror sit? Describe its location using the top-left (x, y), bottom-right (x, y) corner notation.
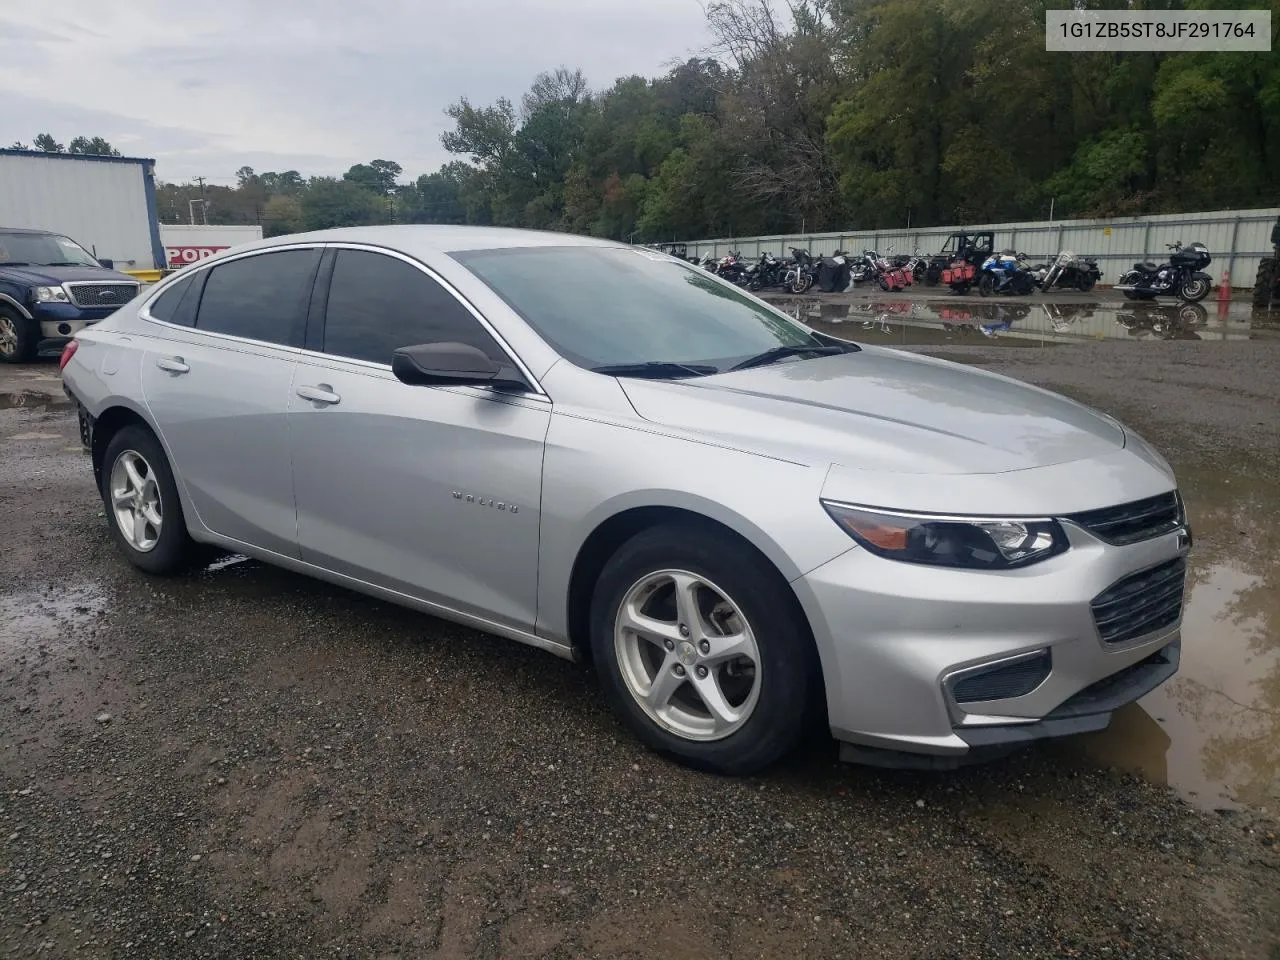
top-left (97, 258), bottom-right (114, 269)
top-left (392, 342), bottom-right (529, 391)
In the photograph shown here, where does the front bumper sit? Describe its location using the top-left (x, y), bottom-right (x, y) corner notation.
top-left (34, 303), bottom-right (117, 353)
top-left (794, 521), bottom-right (1188, 764)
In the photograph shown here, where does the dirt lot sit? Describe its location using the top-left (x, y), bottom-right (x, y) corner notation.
top-left (2, 326), bottom-right (1279, 959)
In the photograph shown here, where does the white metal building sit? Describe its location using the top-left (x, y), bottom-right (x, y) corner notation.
top-left (0, 149), bottom-right (166, 272)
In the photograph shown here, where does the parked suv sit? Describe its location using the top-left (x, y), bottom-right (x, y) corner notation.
top-left (0, 227), bottom-right (141, 363)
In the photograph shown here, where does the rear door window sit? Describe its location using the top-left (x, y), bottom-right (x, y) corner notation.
top-left (194, 249), bottom-right (320, 346)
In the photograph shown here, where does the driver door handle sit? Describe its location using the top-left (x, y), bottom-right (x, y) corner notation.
top-left (296, 384), bottom-right (341, 405)
top-left (155, 356), bottom-right (189, 374)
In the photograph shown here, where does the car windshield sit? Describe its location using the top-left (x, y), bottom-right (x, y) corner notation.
top-left (452, 245), bottom-right (827, 375)
top-left (0, 231), bottom-right (100, 267)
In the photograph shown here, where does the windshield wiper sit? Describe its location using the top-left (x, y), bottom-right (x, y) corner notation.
top-left (1, 261), bottom-right (32, 266)
top-left (44, 261), bottom-right (91, 267)
top-left (591, 361), bottom-right (719, 379)
top-left (729, 343), bottom-right (852, 372)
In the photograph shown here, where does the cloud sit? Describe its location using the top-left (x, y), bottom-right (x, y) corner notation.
top-left (0, 0), bottom-right (714, 184)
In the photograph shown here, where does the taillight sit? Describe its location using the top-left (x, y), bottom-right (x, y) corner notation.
top-left (59, 339), bottom-right (79, 372)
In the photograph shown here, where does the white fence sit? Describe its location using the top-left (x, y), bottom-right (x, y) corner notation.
top-left (679, 207), bottom-right (1280, 287)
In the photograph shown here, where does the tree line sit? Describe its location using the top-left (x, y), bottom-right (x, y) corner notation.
top-left (17, 0), bottom-right (1280, 242)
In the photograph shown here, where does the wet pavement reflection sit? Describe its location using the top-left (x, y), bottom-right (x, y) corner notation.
top-left (1065, 464), bottom-right (1280, 812)
top-left (772, 296), bottom-right (1267, 346)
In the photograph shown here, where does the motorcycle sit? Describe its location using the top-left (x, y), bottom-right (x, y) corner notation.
top-left (1036, 251), bottom-right (1102, 293)
top-left (714, 251), bottom-right (749, 286)
top-left (1114, 241), bottom-right (1213, 303)
top-left (744, 252), bottom-right (786, 291)
top-left (847, 250), bottom-right (881, 286)
top-left (977, 251), bottom-right (1037, 296)
top-left (874, 253), bottom-right (913, 292)
top-left (783, 248), bottom-right (816, 294)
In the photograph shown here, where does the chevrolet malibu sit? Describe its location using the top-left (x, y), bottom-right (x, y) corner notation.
top-left (60, 227), bottom-right (1190, 774)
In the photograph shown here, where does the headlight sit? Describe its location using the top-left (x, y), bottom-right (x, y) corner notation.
top-left (821, 501), bottom-right (1068, 569)
top-left (34, 285), bottom-right (70, 303)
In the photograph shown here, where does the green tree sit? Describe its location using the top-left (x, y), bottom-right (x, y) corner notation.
top-left (343, 159), bottom-right (403, 196)
top-left (262, 195), bottom-right (303, 236)
top-left (299, 177), bottom-right (383, 230)
top-left (33, 133), bottom-right (64, 153)
top-left (67, 136), bottom-right (121, 157)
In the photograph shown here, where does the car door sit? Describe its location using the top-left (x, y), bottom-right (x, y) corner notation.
top-left (140, 246), bottom-right (321, 557)
top-left (288, 246), bottom-right (550, 633)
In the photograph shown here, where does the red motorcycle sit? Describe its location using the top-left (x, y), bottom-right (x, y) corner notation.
top-left (875, 254), bottom-right (913, 292)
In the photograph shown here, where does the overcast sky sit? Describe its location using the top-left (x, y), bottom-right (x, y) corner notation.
top-left (0, 0), bottom-right (714, 185)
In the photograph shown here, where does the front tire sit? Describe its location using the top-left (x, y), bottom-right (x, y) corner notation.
top-left (100, 425), bottom-right (196, 575)
top-left (978, 273), bottom-right (995, 297)
top-left (589, 523), bottom-right (819, 775)
top-left (0, 308), bottom-right (37, 364)
top-left (1178, 276), bottom-right (1210, 303)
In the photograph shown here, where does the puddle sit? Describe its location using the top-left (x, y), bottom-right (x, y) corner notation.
top-left (770, 297), bottom-right (1266, 347)
top-left (0, 583), bottom-right (109, 652)
top-left (204, 553), bottom-right (253, 573)
top-left (1059, 464), bottom-right (1280, 812)
top-left (0, 390), bottom-right (71, 411)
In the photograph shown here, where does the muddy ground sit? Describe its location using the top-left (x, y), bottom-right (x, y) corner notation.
top-left (2, 327), bottom-right (1279, 959)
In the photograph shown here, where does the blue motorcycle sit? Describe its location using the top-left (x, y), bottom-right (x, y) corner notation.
top-left (978, 251), bottom-right (1037, 296)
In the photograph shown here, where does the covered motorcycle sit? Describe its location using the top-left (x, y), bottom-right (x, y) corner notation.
top-left (814, 250), bottom-right (853, 293)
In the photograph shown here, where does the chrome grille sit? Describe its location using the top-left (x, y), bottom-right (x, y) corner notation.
top-left (1090, 557), bottom-right (1186, 645)
top-left (1067, 491), bottom-right (1182, 545)
top-left (65, 282), bottom-right (139, 309)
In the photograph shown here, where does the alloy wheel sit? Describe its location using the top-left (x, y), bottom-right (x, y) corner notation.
top-left (109, 450), bottom-right (163, 552)
top-left (613, 569), bottom-right (762, 741)
top-left (0, 315), bottom-right (17, 357)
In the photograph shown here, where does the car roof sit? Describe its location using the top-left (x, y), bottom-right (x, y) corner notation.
top-left (233, 225), bottom-right (627, 258)
top-left (0, 226), bottom-right (60, 235)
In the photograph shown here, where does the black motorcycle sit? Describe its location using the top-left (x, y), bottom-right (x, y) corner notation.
top-left (745, 252), bottom-right (786, 291)
top-left (1035, 252), bottom-right (1102, 292)
top-left (783, 248), bottom-right (817, 294)
top-left (1114, 242), bottom-right (1213, 303)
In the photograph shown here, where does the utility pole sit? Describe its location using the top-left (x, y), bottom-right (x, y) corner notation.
top-left (195, 177), bottom-right (208, 225)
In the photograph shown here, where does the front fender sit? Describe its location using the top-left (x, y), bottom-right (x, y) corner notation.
top-left (534, 414), bottom-right (853, 645)
top-left (1192, 271), bottom-right (1213, 283)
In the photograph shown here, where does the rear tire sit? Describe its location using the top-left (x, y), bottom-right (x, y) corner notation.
top-left (0, 308), bottom-right (37, 364)
top-left (101, 425), bottom-right (197, 575)
top-left (1077, 274), bottom-right (1096, 293)
top-left (589, 523), bottom-right (819, 775)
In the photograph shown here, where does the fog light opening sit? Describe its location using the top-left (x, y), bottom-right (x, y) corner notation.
top-left (951, 650), bottom-right (1052, 704)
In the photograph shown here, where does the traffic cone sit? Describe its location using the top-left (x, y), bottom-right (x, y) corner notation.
top-left (1218, 269), bottom-right (1230, 303)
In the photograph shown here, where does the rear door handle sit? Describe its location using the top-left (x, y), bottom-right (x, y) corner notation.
top-left (296, 384), bottom-right (341, 405)
top-left (155, 356), bottom-right (189, 374)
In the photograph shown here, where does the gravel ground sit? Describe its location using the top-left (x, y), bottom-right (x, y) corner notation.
top-left (2, 347), bottom-right (1278, 959)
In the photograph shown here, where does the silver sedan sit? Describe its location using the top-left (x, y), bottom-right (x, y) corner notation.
top-left (60, 226), bottom-right (1190, 773)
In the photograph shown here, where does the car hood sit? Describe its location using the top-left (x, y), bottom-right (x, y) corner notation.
top-left (618, 345), bottom-right (1126, 475)
top-left (0, 265), bottom-right (139, 285)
